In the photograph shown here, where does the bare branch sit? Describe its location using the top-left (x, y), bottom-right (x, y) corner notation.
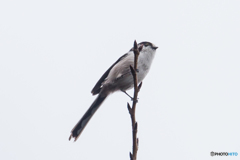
top-left (128, 40), bottom-right (141, 160)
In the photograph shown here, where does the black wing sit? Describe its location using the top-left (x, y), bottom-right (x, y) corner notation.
top-left (91, 53), bottom-right (128, 95)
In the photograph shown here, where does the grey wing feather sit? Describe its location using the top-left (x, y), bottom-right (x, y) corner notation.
top-left (91, 53), bottom-right (129, 95)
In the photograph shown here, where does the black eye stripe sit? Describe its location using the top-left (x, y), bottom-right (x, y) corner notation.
top-left (140, 42), bottom-right (153, 47)
top-left (129, 41), bottom-right (156, 51)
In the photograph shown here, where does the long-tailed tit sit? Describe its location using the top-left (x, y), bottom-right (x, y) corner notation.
top-left (69, 41), bottom-right (158, 141)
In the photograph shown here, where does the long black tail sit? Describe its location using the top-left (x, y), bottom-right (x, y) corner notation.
top-left (69, 94), bottom-right (107, 141)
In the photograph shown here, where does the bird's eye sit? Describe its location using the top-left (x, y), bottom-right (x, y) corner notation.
top-left (144, 42), bottom-right (149, 46)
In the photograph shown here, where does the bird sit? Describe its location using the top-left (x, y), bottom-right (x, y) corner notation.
top-left (69, 41), bottom-right (158, 141)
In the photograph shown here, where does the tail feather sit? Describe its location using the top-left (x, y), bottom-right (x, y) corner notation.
top-left (69, 94), bottom-right (107, 141)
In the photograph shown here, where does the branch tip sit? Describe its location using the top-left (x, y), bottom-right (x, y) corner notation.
top-left (134, 40), bottom-right (138, 50)
top-left (129, 152), bottom-right (133, 160)
top-left (137, 82), bottom-right (142, 92)
top-left (127, 103), bottom-right (132, 114)
top-left (130, 65), bottom-right (135, 76)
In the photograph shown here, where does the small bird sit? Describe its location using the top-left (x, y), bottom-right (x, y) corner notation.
top-left (69, 41), bottom-right (158, 141)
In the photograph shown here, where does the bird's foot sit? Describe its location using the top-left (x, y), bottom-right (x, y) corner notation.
top-left (121, 90), bottom-right (138, 102)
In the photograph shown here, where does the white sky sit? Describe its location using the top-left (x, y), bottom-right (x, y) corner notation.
top-left (0, 0), bottom-right (240, 160)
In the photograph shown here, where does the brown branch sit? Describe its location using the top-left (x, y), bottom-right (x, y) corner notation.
top-left (127, 40), bottom-right (141, 160)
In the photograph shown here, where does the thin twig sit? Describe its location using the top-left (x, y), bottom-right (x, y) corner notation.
top-left (127, 40), bottom-right (141, 160)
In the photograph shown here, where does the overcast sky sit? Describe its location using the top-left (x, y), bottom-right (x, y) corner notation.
top-left (0, 0), bottom-right (239, 160)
